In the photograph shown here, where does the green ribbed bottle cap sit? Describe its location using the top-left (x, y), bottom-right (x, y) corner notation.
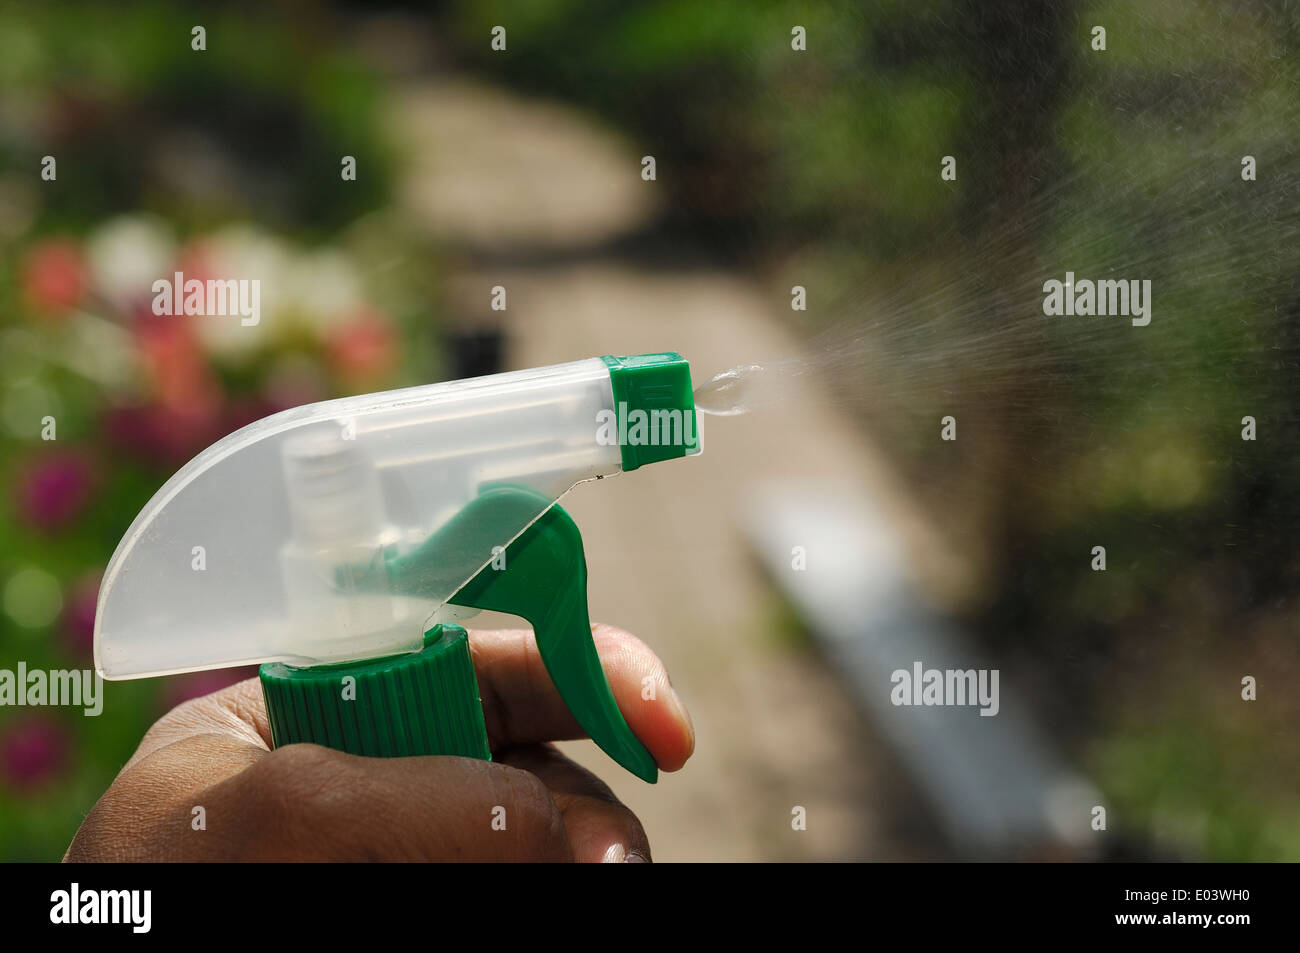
top-left (259, 624), bottom-right (491, 759)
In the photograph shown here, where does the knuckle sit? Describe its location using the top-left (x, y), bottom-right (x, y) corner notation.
top-left (490, 763), bottom-right (568, 858)
top-left (245, 744), bottom-right (359, 840)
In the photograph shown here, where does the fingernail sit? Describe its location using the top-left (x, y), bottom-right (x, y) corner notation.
top-left (602, 843), bottom-right (626, 863)
top-left (624, 850), bottom-right (649, 863)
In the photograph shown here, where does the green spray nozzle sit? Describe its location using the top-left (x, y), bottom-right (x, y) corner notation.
top-left (602, 353), bottom-right (700, 471)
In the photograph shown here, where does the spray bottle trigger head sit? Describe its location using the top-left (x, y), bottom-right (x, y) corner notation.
top-left (442, 488), bottom-right (659, 782)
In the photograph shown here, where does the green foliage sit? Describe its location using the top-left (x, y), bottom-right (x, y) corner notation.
top-left (0, 2), bottom-right (394, 235)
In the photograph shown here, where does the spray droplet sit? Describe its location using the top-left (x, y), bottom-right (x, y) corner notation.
top-left (694, 364), bottom-right (767, 416)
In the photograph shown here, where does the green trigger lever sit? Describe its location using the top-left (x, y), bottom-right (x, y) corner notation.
top-left (259, 486), bottom-right (659, 783)
top-left (444, 489), bottom-right (658, 782)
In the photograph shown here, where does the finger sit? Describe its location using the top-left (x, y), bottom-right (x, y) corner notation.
top-left (499, 744), bottom-right (651, 863)
top-left (470, 624), bottom-right (694, 771)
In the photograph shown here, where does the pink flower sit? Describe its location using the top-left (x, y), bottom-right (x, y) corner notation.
top-left (100, 312), bottom-right (226, 467)
top-left (14, 452), bottom-right (96, 533)
top-left (0, 716), bottom-right (70, 793)
top-left (327, 308), bottom-right (398, 388)
top-left (133, 311), bottom-right (224, 419)
top-left (104, 402), bottom-right (218, 468)
top-left (20, 240), bottom-right (88, 316)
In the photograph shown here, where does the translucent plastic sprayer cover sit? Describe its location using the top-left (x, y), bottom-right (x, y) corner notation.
top-left (95, 358), bottom-right (624, 679)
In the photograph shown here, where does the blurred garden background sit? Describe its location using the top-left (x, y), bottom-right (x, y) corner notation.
top-left (1, 0), bottom-right (1298, 860)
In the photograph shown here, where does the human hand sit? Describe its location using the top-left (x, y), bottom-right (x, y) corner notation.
top-left (65, 624), bottom-right (694, 862)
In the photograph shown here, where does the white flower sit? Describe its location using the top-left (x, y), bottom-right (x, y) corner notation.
top-left (285, 248), bottom-right (364, 336)
top-left (192, 224), bottom-right (288, 362)
top-left (86, 215), bottom-right (176, 312)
